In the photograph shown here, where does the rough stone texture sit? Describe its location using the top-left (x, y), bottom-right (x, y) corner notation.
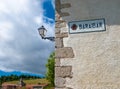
top-left (55, 0), bottom-right (71, 17)
top-left (61, 3), bottom-right (71, 9)
top-left (55, 47), bottom-right (74, 58)
top-left (55, 0), bottom-right (61, 13)
top-left (56, 0), bottom-right (120, 89)
top-left (56, 33), bottom-right (68, 38)
top-left (55, 66), bottom-right (72, 78)
top-left (55, 1), bottom-right (73, 88)
top-left (60, 12), bottom-right (70, 17)
top-left (55, 38), bottom-right (63, 48)
top-left (55, 87), bottom-right (73, 89)
top-left (60, 27), bottom-right (68, 33)
top-left (55, 77), bottom-right (66, 88)
top-left (56, 11), bottom-right (61, 21)
top-left (55, 28), bottom-right (61, 34)
top-left (55, 58), bottom-right (60, 66)
top-left (56, 32), bottom-right (68, 38)
top-left (56, 21), bottom-right (66, 28)
top-left (66, 87), bottom-right (73, 89)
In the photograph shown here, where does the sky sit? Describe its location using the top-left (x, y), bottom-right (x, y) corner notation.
top-left (0, 0), bottom-right (55, 75)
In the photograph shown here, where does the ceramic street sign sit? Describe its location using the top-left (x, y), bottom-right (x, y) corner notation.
top-left (69, 18), bottom-right (106, 34)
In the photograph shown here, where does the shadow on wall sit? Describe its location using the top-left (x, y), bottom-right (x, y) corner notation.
top-left (55, 0), bottom-right (120, 26)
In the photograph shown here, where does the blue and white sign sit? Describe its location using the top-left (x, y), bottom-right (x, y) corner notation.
top-left (69, 18), bottom-right (106, 34)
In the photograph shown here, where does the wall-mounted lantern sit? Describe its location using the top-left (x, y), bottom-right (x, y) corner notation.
top-left (38, 25), bottom-right (55, 42)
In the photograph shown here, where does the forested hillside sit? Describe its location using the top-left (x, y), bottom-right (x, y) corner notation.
top-left (0, 74), bottom-right (42, 85)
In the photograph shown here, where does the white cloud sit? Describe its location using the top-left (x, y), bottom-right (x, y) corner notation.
top-left (34, 16), bottom-right (43, 25)
top-left (0, 0), bottom-right (30, 15)
top-left (0, 21), bottom-right (14, 41)
top-left (0, 65), bottom-right (14, 72)
top-left (0, 0), bottom-right (55, 74)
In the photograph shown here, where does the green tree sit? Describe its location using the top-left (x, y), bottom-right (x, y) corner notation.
top-left (46, 52), bottom-right (55, 86)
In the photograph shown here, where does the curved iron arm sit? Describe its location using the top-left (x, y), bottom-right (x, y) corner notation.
top-left (42, 37), bottom-right (55, 42)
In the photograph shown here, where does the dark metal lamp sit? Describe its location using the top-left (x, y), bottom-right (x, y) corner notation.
top-left (38, 25), bottom-right (55, 42)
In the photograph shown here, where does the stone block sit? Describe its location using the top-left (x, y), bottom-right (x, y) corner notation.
top-left (55, 58), bottom-right (60, 66)
top-left (55, 12), bottom-right (61, 21)
top-left (61, 3), bottom-right (71, 9)
top-left (60, 12), bottom-right (70, 17)
top-left (66, 87), bottom-right (73, 89)
top-left (55, 47), bottom-right (74, 58)
top-left (55, 0), bottom-right (61, 13)
top-left (55, 66), bottom-right (72, 78)
top-left (55, 38), bottom-right (63, 48)
top-left (56, 32), bottom-right (68, 38)
top-left (60, 27), bottom-right (68, 33)
top-left (55, 88), bottom-right (65, 89)
top-left (55, 77), bottom-right (66, 88)
top-left (56, 21), bottom-right (66, 28)
top-left (55, 28), bottom-right (61, 34)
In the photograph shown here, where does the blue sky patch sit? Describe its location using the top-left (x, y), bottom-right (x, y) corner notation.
top-left (43, 0), bottom-right (55, 20)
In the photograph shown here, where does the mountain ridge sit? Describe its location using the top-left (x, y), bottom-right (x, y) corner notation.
top-left (0, 70), bottom-right (45, 78)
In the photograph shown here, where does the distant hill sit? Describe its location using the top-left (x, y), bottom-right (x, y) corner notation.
top-left (0, 70), bottom-right (45, 78)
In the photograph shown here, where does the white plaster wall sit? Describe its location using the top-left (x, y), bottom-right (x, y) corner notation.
top-left (60, 0), bottom-right (120, 88)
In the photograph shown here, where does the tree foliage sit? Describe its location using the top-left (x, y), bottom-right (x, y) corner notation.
top-left (46, 52), bottom-right (55, 86)
top-left (0, 74), bottom-right (41, 85)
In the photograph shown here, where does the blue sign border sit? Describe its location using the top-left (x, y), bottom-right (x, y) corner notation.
top-left (68, 18), bottom-right (106, 34)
